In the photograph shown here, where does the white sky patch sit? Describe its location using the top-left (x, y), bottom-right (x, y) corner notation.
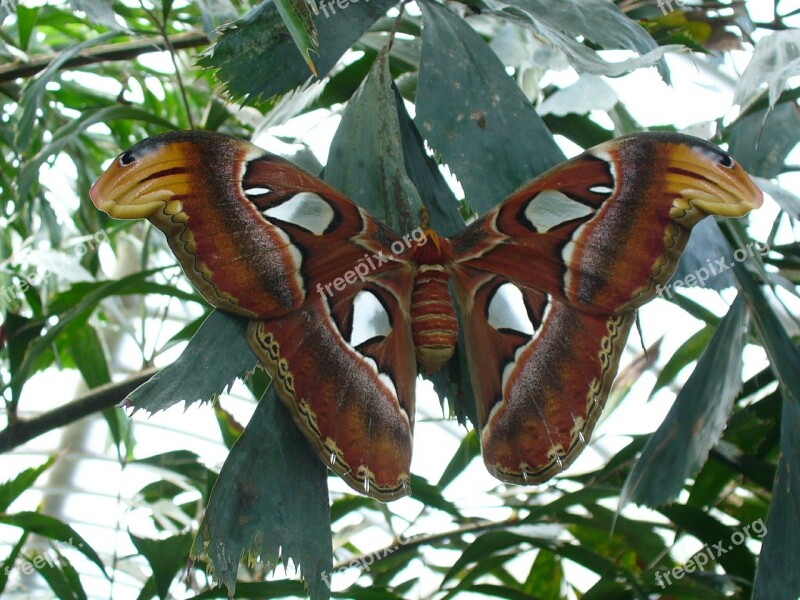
top-left (525, 189), bottom-right (594, 232)
top-left (487, 283), bottom-right (535, 335)
top-left (262, 192), bottom-right (334, 235)
top-left (350, 290), bottom-right (392, 346)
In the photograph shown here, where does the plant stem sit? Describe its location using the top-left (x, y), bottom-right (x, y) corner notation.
top-left (0, 368), bottom-right (158, 453)
top-left (0, 32), bottom-right (209, 83)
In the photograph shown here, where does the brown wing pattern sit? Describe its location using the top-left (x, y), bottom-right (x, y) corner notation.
top-left (90, 130), bottom-right (419, 500)
top-left (248, 274), bottom-right (418, 501)
top-left (451, 133), bottom-right (763, 313)
top-left (448, 133), bottom-right (762, 483)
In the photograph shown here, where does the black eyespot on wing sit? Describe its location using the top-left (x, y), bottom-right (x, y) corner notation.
top-left (119, 150), bottom-right (136, 166)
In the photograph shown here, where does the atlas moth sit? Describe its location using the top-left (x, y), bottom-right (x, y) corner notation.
top-left (91, 130), bottom-right (763, 501)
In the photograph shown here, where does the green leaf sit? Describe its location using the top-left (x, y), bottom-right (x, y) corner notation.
top-left (416, 0), bottom-right (564, 211)
top-left (522, 485), bottom-right (621, 524)
top-left (0, 456), bottom-right (56, 512)
top-left (273, 0), bottom-right (319, 76)
top-left (186, 581), bottom-right (307, 598)
top-left (753, 395), bottom-right (800, 598)
top-left (127, 310), bottom-right (258, 414)
top-left (408, 475), bottom-right (461, 518)
top-left (327, 44), bottom-right (422, 234)
top-left (728, 101), bottom-right (800, 178)
top-left (436, 428), bottom-right (480, 490)
top-left (130, 532), bottom-right (194, 600)
top-left (622, 295), bottom-right (747, 507)
top-left (393, 84), bottom-right (464, 238)
top-left (523, 549), bottom-right (562, 598)
top-left (0, 512), bottom-right (107, 577)
top-left (659, 503), bottom-right (757, 586)
top-left (564, 503), bottom-right (668, 566)
top-left (27, 550), bottom-right (87, 600)
top-left (18, 105), bottom-right (174, 202)
top-left (442, 553), bottom-right (533, 598)
top-left (135, 450), bottom-right (216, 490)
top-left (649, 325), bottom-right (714, 399)
top-left (542, 113), bottom-right (612, 149)
top-left (458, 584), bottom-right (545, 600)
top-left (200, 0), bottom-right (398, 102)
top-left (441, 531), bottom-right (532, 586)
top-left (668, 217), bottom-right (736, 293)
top-left (192, 388), bottom-right (331, 600)
top-left (213, 402), bottom-right (245, 449)
top-left (65, 322), bottom-right (110, 389)
top-left (500, 0), bottom-right (670, 82)
top-left (0, 533), bottom-right (28, 593)
top-left (68, 0), bottom-right (124, 30)
top-left (16, 5), bottom-right (39, 52)
top-left (6, 268), bottom-right (166, 407)
top-left (669, 293), bottom-right (721, 326)
top-left (329, 495), bottom-right (374, 524)
top-left (723, 224), bottom-right (800, 599)
top-left (2, 312), bottom-right (45, 409)
top-left (15, 31), bottom-right (120, 153)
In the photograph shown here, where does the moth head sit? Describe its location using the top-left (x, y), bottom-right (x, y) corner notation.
top-left (89, 130), bottom-right (259, 220)
top-left (673, 140), bottom-right (764, 217)
top-left (653, 134), bottom-right (763, 219)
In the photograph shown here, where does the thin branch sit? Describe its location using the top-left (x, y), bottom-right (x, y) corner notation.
top-left (0, 32), bottom-right (209, 84)
top-left (139, 2), bottom-right (196, 129)
top-left (0, 368), bottom-right (158, 453)
top-left (331, 515), bottom-right (524, 573)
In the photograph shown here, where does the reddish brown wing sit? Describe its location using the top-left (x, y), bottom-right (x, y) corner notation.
top-left (448, 132), bottom-right (763, 484)
top-left (90, 130), bottom-right (419, 500)
top-left (249, 274), bottom-right (417, 500)
top-left (90, 130), bottom-right (403, 319)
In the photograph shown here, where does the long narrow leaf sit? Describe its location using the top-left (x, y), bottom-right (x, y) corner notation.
top-left (273, 0), bottom-right (319, 76)
top-left (18, 105), bottom-right (173, 202)
top-left (622, 295), bottom-right (747, 507)
top-left (0, 456), bottom-right (56, 512)
top-left (0, 512), bottom-right (107, 576)
top-left (327, 43), bottom-right (422, 234)
top-left (15, 31), bottom-right (120, 152)
top-left (6, 267), bottom-right (166, 406)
